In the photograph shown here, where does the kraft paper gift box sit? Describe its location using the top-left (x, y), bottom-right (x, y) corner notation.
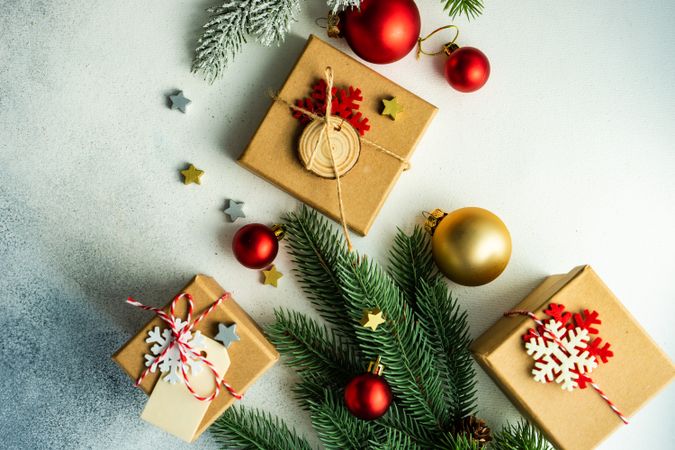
top-left (471, 265), bottom-right (674, 450)
top-left (112, 275), bottom-right (279, 442)
top-left (238, 34), bottom-right (437, 236)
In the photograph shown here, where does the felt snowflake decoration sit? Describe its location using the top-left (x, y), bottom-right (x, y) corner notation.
top-left (144, 320), bottom-right (206, 384)
top-left (522, 303), bottom-right (614, 391)
top-left (292, 79), bottom-right (371, 136)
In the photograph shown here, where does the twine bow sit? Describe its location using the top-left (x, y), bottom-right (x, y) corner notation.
top-left (127, 292), bottom-right (242, 402)
top-left (271, 66), bottom-right (409, 251)
top-left (505, 309), bottom-right (628, 424)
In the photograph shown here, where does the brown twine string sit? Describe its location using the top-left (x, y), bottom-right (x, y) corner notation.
top-left (270, 67), bottom-right (410, 251)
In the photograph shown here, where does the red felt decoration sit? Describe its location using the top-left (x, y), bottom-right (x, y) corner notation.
top-left (344, 372), bottom-right (393, 420)
top-left (341, 0), bottom-right (421, 64)
top-left (510, 303), bottom-right (628, 424)
top-left (292, 79), bottom-right (371, 135)
top-left (232, 223), bottom-right (279, 269)
top-left (522, 303), bottom-right (614, 390)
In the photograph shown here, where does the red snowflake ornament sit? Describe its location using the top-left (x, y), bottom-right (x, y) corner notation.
top-left (292, 80), bottom-right (371, 136)
top-left (522, 303), bottom-right (614, 391)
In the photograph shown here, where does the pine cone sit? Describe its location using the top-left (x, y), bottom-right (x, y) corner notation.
top-left (454, 416), bottom-right (492, 447)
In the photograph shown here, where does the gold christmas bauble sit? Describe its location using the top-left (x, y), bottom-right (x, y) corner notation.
top-left (426, 207), bottom-right (511, 286)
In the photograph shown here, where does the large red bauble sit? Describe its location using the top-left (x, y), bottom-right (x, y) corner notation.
top-left (341, 0), bottom-right (421, 64)
top-left (232, 223), bottom-right (279, 269)
top-left (344, 373), bottom-right (393, 420)
top-left (445, 47), bottom-right (490, 93)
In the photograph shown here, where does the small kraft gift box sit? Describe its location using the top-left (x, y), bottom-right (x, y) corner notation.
top-left (471, 265), bottom-right (674, 450)
top-left (239, 34), bottom-right (437, 237)
top-left (112, 275), bottom-right (279, 442)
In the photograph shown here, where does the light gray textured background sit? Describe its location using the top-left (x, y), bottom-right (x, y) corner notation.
top-left (1, 1), bottom-right (674, 449)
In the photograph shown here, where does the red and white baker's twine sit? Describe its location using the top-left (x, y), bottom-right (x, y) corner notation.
top-left (505, 310), bottom-right (628, 424)
top-left (126, 292), bottom-right (242, 402)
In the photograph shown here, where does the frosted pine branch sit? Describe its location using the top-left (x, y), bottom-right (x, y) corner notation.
top-left (327, 0), bottom-right (361, 13)
top-left (249, 0), bottom-right (302, 47)
top-left (192, 0), bottom-right (253, 83)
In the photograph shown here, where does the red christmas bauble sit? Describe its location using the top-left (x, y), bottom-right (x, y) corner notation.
top-left (232, 223), bottom-right (279, 269)
top-left (341, 0), bottom-right (421, 64)
top-left (445, 46), bottom-right (490, 93)
top-left (344, 373), bottom-right (393, 420)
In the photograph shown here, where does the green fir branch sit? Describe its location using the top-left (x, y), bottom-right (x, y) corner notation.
top-left (367, 427), bottom-right (423, 450)
top-left (493, 420), bottom-right (553, 450)
top-left (211, 406), bottom-right (314, 450)
top-left (439, 432), bottom-right (482, 449)
top-left (283, 207), bottom-right (355, 340)
top-left (377, 401), bottom-right (439, 448)
top-left (336, 252), bottom-right (448, 430)
top-left (292, 372), bottom-right (340, 409)
top-left (310, 389), bottom-right (379, 450)
top-left (387, 226), bottom-right (438, 307)
top-left (416, 280), bottom-right (477, 421)
top-left (441, 0), bottom-right (484, 19)
top-left (266, 308), bottom-right (361, 383)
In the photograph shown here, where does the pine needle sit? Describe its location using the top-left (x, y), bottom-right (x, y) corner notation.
top-left (416, 280), bottom-right (477, 421)
top-left (266, 309), bottom-right (361, 382)
top-left (336, 252), bottom-right (448, 429)
top-left (310, 389), bottom-right (378, 450)
top-left (211, 406), bottom-right (314, 450)
top-left (493, 420), bottom-right (553, 450)
top-left (387, 226), bottom-right (438, 308)
top-left (441, 0), bottom-right (484, 19)
top-left (282, 207), bottom-right (355, 341)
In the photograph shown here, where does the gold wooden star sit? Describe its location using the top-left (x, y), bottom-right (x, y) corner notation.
top-left (381, 97), bottom-right (403, 120)
top-left (262, 265), bottom-right (283, 287)
top-left (181, 164), bottom-right (204, 185)
top-left (360, 308), bottom-right (386, 331)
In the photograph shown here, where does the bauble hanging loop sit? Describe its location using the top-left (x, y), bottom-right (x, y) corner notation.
top-left (318, 13), bottom-right (342, 39)
top-left (417, 25), bottom-right (490, 93)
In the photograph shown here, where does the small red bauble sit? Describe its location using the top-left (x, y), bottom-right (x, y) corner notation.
top-left (445, 46), bottom-right (490, 93)
top-left (232, 223), bottom-right (279, 269)
top-left (344, 372), bottom-right (393, 420)
top-left (341, 0), bottom-right (421, 64)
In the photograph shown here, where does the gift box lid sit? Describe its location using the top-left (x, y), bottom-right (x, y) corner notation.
top-left (112, 275), bottom-right (279, 441)
top-left (471, 265), bottom-right (675, 450)
top-left (238, 34), bottom-right (437, 236)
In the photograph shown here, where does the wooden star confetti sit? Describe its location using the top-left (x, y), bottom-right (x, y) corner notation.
top-left (262, 265), bottom-right (283, 287)
top-left (381, 97), bottom-right (403, 120)
top-left (214, 323), bottom-right (240, 348)
top-left (224, 200), bottom-right (246, 222)
top-left (169, 91), bottom-right (191, 113)
top-left (360, 308), bottom-right (385, 331)
top-left (181, 164), bottom-right (204, 185)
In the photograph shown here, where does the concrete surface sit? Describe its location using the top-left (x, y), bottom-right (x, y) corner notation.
top-left (1, 0), bottom-right (673, 448)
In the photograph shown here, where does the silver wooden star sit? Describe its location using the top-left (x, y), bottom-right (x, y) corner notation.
top-left (224, 200), bottom-right (246, 222)
top-left (169, 91), bottom-right (191, 113)
top-left (215, 323), bottom-right (240, 348)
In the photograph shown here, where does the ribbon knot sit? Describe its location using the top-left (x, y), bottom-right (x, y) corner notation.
top-left (127, 292), bottom-right (242, 402)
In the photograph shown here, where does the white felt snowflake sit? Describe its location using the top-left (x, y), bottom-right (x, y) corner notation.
top-left (525, 319), bottom-right (598, 391)
top-left (144, 319), bottom-right (205, 384)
